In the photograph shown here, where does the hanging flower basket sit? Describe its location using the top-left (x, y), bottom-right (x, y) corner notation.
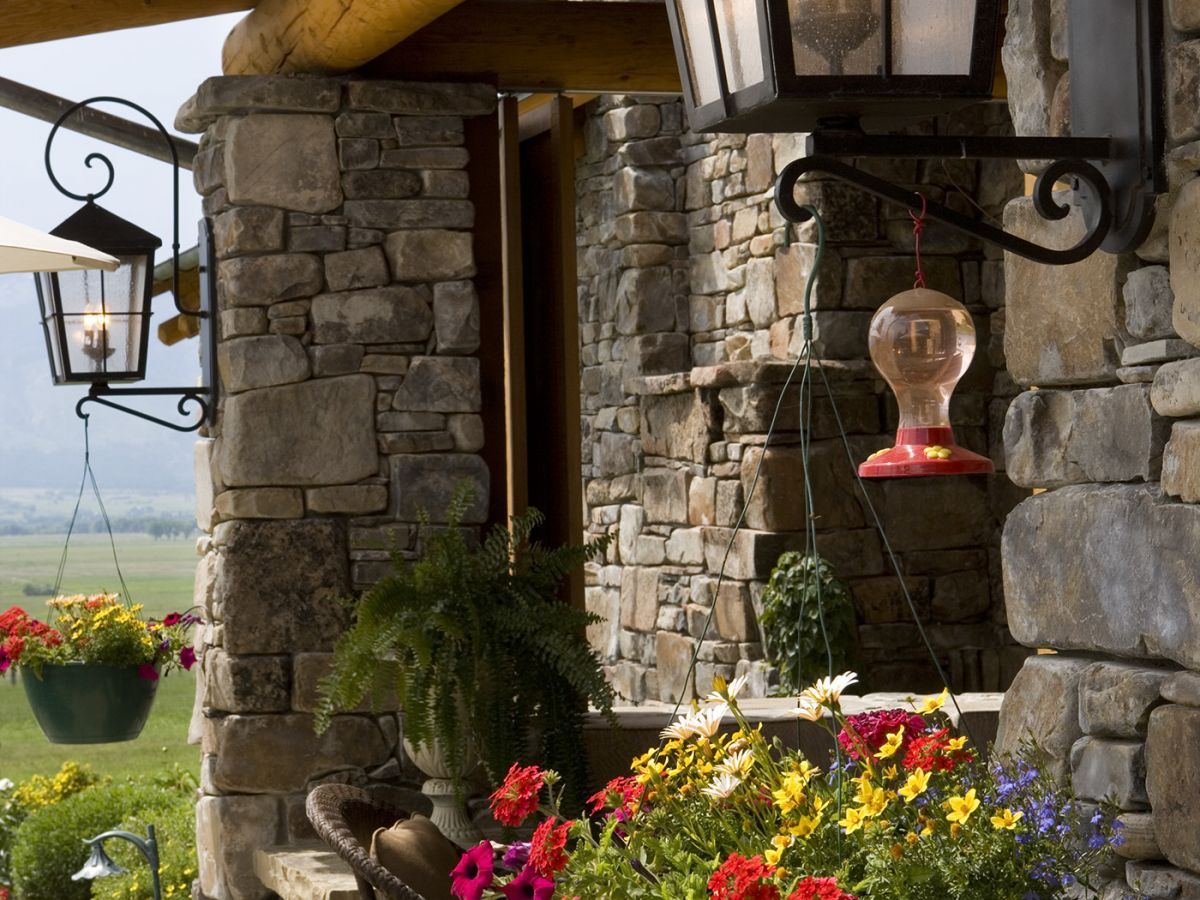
top-left (21, 661), bottom-right (160, 744)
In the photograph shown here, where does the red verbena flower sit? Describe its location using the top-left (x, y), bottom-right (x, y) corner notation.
top-left (529, 818), bottom-right (572, 877)
top-left (837, 709), bottom-right (927, 760)
top-left (709, 853), bottom-right (780, 900)
top-left (902, 727), bottom-right (974, 772)
top-left (450, 842), bottom-right (494, 900)
top-left (490, 763), bottom-right (546, 827)
top-left (788, 876), bottom-right (857, 900)
top-left (498, 865), bottom-right (554, 900)
top-left (586, 775), bottom-right (644, 822)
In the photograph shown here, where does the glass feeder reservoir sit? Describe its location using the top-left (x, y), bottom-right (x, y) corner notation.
top-left (35, 202), bottom-right (161, 385)
top-left (859, 288), bottom-right (993, 478)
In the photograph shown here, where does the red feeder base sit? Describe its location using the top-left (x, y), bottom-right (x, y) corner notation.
top-left (858, 426), bottom-right (994, 479)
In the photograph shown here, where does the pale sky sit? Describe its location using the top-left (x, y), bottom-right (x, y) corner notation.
top-left (0, 13), bottom-right (244, 493)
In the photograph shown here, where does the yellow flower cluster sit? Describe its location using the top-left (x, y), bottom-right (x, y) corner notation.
top-left (11, 761), bottom-right (100, 813)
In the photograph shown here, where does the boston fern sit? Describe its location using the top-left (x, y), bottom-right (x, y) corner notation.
top-left (315, 486), bottom-right (616, 804)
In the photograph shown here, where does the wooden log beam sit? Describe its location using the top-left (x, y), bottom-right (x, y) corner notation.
top-left (223, 0), bottom-right (468, 75)
top-left (366, 1), bottom-right (681, 95)
top-left (0, 1), bottom-right (251, 50)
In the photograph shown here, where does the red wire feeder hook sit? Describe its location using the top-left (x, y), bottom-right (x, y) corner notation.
top-left (910, 192), bottom-right (928, 290)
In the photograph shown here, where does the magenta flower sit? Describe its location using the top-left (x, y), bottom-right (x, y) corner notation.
top-left (179, 646), bottom-right (197, 670)
top-left (451, 842), bottom-right (494, 900)
top-left (0, 647), bottom-right (9, 674)
top-left (498, 866), bottom-right (554, 900)
top-left (162, 613), bottom-right (181, 627)
top-left (137, 663), bottom-right (159, 681)
top-left (502, 841), bottom-right (531, 871)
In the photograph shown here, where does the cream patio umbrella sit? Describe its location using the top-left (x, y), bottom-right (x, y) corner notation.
top-left (0, 214), bottom-right (118, 274)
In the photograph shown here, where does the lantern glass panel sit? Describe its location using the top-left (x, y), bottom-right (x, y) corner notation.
top-left (43, 255), bottom-right (150, 382)
top-left (892, 0), bottom-right (976, 75)
top-left (714, 0), bottom-right (765, 91)
top-left (789, 0), bottom-right (884, 77)
top-left (674, 0), bottom-right (724, 106)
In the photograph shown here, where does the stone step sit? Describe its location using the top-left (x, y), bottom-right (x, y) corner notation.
top-left (254, 843), bottom-right (360, 900)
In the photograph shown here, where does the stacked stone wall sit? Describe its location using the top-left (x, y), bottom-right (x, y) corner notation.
top-left (577, 95), bottom-right (1031, 704)
top-left (997, 0), bottom-right (1200, 893)
top-left (177, 75), bottom-right (494, 900)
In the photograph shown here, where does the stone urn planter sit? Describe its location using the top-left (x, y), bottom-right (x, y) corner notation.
top-left (403, 734), bottom-right (485, 849)
top-left (22, 662), bottom-right (159, 744)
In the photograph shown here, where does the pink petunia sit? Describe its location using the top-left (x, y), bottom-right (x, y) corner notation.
top-left (498, 866), bottom-right (554, 900)
top-left (162, 613), bottom-right (182, 627)
top-left (451, 842), bottom-right (494, 900)
top-left (179, 646), bottom-right (197, 670)
top-left (137, 663), bottom-right (159, 681)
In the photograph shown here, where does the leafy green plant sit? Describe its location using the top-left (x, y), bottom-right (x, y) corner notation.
top-left (0, 762), bottom-right (100, 892)
top-left (759, 552), bottom-right (856, 693)
top-left (315, 484), bottom-right (616, 806)
top-left (92, 788), bottom-right (197, 900)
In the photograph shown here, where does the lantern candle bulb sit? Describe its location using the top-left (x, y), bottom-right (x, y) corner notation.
top-left (80, 304), bottom-right (114, 362)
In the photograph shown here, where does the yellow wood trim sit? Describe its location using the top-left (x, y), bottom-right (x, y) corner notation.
top-left (0, 1), bottom-right (252, 50)
top-left (500, 95), bottom-right (529, 523)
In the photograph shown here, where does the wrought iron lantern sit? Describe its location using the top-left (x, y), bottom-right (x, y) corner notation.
top-left (668, 0), bottom-right (1001, 134)
top-left (36, 202), bottom-right (161, 385)
top-left (34, 96), bottom-right (216, 432)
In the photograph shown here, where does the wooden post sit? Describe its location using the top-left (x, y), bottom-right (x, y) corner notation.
top-left (500, 96), bottom-right (530, 522)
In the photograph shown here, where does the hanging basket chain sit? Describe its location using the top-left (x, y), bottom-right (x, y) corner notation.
top-left (52, 413), bottom-right (133, 604)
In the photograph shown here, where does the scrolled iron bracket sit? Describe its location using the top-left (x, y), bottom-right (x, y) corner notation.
top-left (774, 152), bottom-right (1114, 266)
top-left (75, 387), bottom-right (212, 434)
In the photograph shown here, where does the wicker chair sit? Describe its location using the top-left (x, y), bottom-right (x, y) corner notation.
top-left (305, 783), bottom-right (430, 900)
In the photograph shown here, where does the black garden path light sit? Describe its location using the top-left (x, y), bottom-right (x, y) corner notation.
top-left (665, 0), bottom-right (1165, 477)
top-left (72, 825), bottom-right (162, 900)
top-left (34, 96), bottom-right (217, 432)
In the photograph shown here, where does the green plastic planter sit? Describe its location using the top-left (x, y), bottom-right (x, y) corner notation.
top-left (21, 662), bottom-right (159, 744)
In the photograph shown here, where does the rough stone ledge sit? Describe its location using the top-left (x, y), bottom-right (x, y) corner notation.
top-left (177, 75), bottom-right (343, 133)
top-left (254, 843), bottom-right (358, 900)
top-left (685, 359), bottom-right (874, 390)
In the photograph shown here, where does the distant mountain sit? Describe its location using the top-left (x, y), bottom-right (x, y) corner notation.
top-left (0, 274), bottom-right (197, 493)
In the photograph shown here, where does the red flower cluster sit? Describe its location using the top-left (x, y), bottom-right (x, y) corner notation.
top-left (709, 853), bottom-right (780, 900)
top-left (0, 606), bottom-right (61, 673)
top-left (489, 763), bottom-right (546, 827)
top-left (586, 775), bottom-right (644, 823)
top-left (836, 708), bottom-right (926, 760)
top-left (788, 876), bottom-right (857, 900)
top-left (902, 727), bottom-right (974, 772)
top-left (529, 817), bottom-right (572, 877)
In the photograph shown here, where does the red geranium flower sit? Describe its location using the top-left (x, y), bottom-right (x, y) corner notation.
top-left (450, 842), bottom-right (494, 900)
top-left (902, 727), bottom-right (974, 772)
top-left (586, 775), bottom-right (644, 822)
top-left (709, 853), bottom-right (780, 900)
top-left (529, 818), bottom-right (572, 877)
top-left (490, 763), bottom-right (546, 827)
top-left (788, 876), bottom-right (857, 900)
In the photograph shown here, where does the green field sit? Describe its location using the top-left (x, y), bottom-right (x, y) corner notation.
top-left (0, 533), bottom-right (200, 783)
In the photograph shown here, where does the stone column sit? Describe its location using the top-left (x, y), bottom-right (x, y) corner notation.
top-left (998, 2), bottom-right (1200, 894)
top-left (177, 75), bottom-right (494, 900)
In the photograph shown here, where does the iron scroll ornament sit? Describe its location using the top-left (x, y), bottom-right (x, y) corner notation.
top-left (773, 155), bottom-right (1115, 267)
top-left (43, 96), bottom-right (216, 433)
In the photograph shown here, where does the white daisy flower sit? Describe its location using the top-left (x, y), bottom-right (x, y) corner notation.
top-left (690, 704), bottom-right (729, 738)
top-left (717, 748), bottom-right (754, 777)
top-left (702, 773), bottom-right (742, 800)
top-left (704, 673), bottom-right (750, 704)
top-left (660, 711), bottom-right (699, 741)
top-left (802, 671), bottom-right (859, 705)
top-left (789, 697), bottom-right (824, 721)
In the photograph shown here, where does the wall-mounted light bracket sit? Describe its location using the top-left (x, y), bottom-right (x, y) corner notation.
top-left (774, 0), bottom-right (1164, 264)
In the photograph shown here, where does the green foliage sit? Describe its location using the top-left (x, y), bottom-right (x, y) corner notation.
top-left (10, 777), bottom-right (187, 900)
top-left (0, 762), bottom-right (100, 890)
top-left (759, 552), bottom-right (856, 693)
top-left (91, 789), bottom-right (197, 900)
top-left (316, 483), bottom-right (616, 806)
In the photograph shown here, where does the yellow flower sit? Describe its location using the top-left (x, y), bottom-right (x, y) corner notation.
top-left (789, 812), bottom-right (823, 838)
top-left (990, 808), bottom-right (1024, 830)
top-left (898, 769), bottom-right (931, 803)
top-left (906, 831), bottom-right (920, 846)
top-left (919, 688), bottom-right (949, 715)
top-left (765, 833), bottom-right (793, 866)
top-left (860, 787), bottom-right (888, 818)
top-left (945, 788), bottom-right (980, 824)
top-left (773, 773), bottom-right (808, 815)
top-left (883, 764), bottom-right (899, 781)
top-left (875, 726), bottom-right (905, 759)
top-left (947, 736), bottom-right (968, 752)
top-left (890, 843), bottom-right (904, 860)
top-left (839, 806), bottom-right (866, 834)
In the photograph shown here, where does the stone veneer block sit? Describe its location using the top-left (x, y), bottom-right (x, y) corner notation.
top-left (385, 229), bottom-right (475, 282)
top-left (218, 335), bottom-right (311, 394)
top-left (292, 652), bottom-right (398, 713)
top-left (214, 488), bottom-right (304, 520)
top-left (1173, 0), bottom-right (1200, 32)
top-left (1146, 705), bottom-right (1200, 873)
top-left (1003, 486), bottom-right (1200, 668)
top-left (389, 454), bottom-right (489, 523)
top-left (180, 75), bottom-right (340, 129)
top-left (615, 267), bottom-right (676, 335)
top-left (196, 794), bottom-right (281, 900)
top-left (344, 199), bottom-right (473, 230)
top-left (433, 281), bottom-right (481, 354)
top-left (996, 655), bottom-right (1090, 780)
top-left (1124, 266), bottom-right (1176, 341)
top-left (203, 649), bottom-right (291, 713)
top-left (656, 631), bottom-right (696, 703)
top-left (740, 444), bottom-right (863, 531)
top-left (1001, 0), bottom-right (1064, 142)
top-left (221, 376), bottom-right (377, 487)
top-left (1171, 178), bottom-right (1200, 346)
top-left (641, 392), bottom-right (717, 464)
top-left (1162, 671), bottom-right (1200, 707)
top-left (1078, 661), bottom-right (1171, 738)
top-left (1069, 736), bottom-right (1148, 809)
top-left (207, 714), bottom-right (390, 793)
top-left (216, 519), bottom-right (350, 655)
top-left (325, 246), bottom-right (390, 292)
top-left (1170, 40), bottom-right (1200, 145)
top-left (1003, 386), bottom-right (1167, 488)
top-left (1004, 197), bottom-right (1130, 385)
top-left (305, 484), bottom-right (388, 515)
top-left (213, 206), bottom-right (286, 257)
top-left (311, 286), bottom-right (433, 344)
top-left (219, 254), bottom-right (323, 308)
top-left (195, 438), bottom-right (217, 533)
top-left (345, 80), bottom-right (497, 116)
top-left (225, 115), bottom-right (342, 214)
top-left (775, 242), bottom-right (843, 312)
top-left (1114, 812), bottom-right (1161, 861)
top-left (1163, 420), bottom-right (1200, 502)
top-left (391, 356), bottom-right (480, 412)
top-left (1152, 358), bottom-right (1200, 416)
top-left (1125, 862), bottom-right (1200, 899)
top-left (1121, 339), bottom-right (1200, 367)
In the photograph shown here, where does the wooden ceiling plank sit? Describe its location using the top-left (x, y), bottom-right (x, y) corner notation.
top-left (0, 1), bottom-right (252, 51)
top-left (366, 1), bottom-right (681, 95)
